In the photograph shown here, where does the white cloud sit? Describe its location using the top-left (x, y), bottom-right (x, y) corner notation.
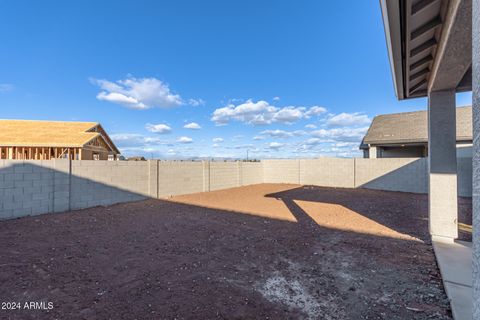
top-left (184, 122), bottom-right (201, 129)
top-left (97, 91), bottom-right (146, 108)
top-left (0, 83), bottom-right (14, 93)
top-left (273, 96), bottom-right (280, 101)
top-left (272, 107), bottom-right (305, 123)
top-left (305, 106), bottom-right (327, 118)
top-left (326, 112), bottom-right (371, 127)
top-left (111, 133), bottom-right (162, 147)
top-left (333, 142), bottom-right (359, 148)
top-left (212, 137), bottom-right (224, 143)
top-left (297, 138), bottom-right (363, 157)
top-left (188, 98), bottom-right (206, 106)
top-left (232, 144), bottom-right (254, 149)
top-left (145, 123), bottom-right (172, 134)
top-left (304, 138), bottom-right (322, 145)
top-left (305, 124), bottom-right (317, 129)
top-left (177, 136), bottom-right (193, 143)
top-left (211, 100), bottom-right (327, 125)
top-left (253, 136), bottom-right (265, 140)
top-left (110, 133), bottom-right (169, 157)
top-left (232, 135), bottom-right (244, 141)
top-left (310, 127), bottom-right (368, 142)
top-left (260, 129), bottom-right (306, 138)
top-left (110, 132), bottom-right (209, 159)
top-left (211, 100), bottom-right (276, 125)
top-left (268, 142), bottom-right (284, 150)
top-left (91, 76), bottom-right (201, 109)
top-left (212, 143), bottom-right (220, 148)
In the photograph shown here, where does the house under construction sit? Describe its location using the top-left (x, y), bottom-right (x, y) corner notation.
top-left (0, 120), bottom-right (120, 160)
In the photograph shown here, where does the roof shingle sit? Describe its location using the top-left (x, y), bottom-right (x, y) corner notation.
top-left (363, 106), bottom-right (472, 145)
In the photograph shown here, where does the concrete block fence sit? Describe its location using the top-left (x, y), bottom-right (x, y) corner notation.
top-left (0, 157), bottom-right (473, 220)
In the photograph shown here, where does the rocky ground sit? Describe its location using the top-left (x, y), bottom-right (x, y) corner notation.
top-left (1, 184), bottom-right (471, 319)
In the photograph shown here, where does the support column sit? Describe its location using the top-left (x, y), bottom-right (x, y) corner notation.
top-left (369, 146), bottom-right (378, 158)
top-left (472, 0), bottom-right (479, 316)
top-left (428, 90), bottom-right (458, 241)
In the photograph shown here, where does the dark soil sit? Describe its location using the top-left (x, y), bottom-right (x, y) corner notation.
top-left (0, 184), bottom-right (471, 319)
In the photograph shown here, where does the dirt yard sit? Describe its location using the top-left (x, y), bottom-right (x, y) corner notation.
top-left (0, 184), bottom-right (472, 319)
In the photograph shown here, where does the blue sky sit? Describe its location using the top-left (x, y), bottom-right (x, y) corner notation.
top-left (0, 0), bottom-right (472, 159)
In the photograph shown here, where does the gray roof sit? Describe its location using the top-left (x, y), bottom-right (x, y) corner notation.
top-left (362, 106), bottom-right (472, 146)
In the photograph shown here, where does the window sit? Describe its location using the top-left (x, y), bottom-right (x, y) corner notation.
top-left (93, 153), bottom-right (100, 161)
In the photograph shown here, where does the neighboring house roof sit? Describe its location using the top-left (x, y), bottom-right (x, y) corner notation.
top-left (127, 156), bottom-right (146, 161)
top-left (362, 106), bottom-right (472, 147)
top-left (0, 119), bottom-right (120, 153)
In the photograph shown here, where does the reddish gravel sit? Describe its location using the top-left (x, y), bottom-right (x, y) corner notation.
top-left (0, 184), bottom-right (471, 319)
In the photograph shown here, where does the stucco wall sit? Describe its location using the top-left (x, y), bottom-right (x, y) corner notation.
top-left (457, 157), bottom-right (473, 197)
top-left (456, 143), bottom-right (473, 158)
top-left (472, 2), bottom-right (479, 316)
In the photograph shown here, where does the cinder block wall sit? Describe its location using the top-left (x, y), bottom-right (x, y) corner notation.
top-left (0, 160), bottom-right (265, 219)
top-left (354, 158), bottom-right (428, 193)
top-left (261, 157), bottom-right (472, 196)
top-left (0, 157), bottom-right (472, 220)
top-left (240, 162), bottom-right (264, 186)
top-left (70, 160), bottom-right (150, 210)
top-left (157, 161), bottom-right (205, 197)
top-left (263, 159), bottom-right (301, 183)
top-left (0, 159), bottom-right (80, 219)
top-left (156, 161), bottom-right (264, 197)
top-left (209, 162), bottom-right (240, 191)
top-left (299, 158), bottom-right (355, 187)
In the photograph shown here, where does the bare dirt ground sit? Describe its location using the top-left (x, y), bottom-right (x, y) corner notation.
top-left (0, 184), bottom-right (472, 319)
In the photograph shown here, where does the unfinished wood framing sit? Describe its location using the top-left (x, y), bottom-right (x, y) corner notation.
top-left (0, 120), bottom-right (120, 160)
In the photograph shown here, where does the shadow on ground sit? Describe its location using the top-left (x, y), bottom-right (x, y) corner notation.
top-left (265, 185), bottom-right (472, 242)
top-left (0, 184), bottom-right (458, 320)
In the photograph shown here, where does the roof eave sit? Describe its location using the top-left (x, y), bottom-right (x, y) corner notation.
top-left (83, 132), bottom-right (120, 155)
top-left (95, 124), bottom-right (121, 154)
top-left (365, 137), bottom-right (473, 145)
top-left (380, 0), bottom-right (406, 100)
top-left (365, 139), bottom-right (428, 146)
